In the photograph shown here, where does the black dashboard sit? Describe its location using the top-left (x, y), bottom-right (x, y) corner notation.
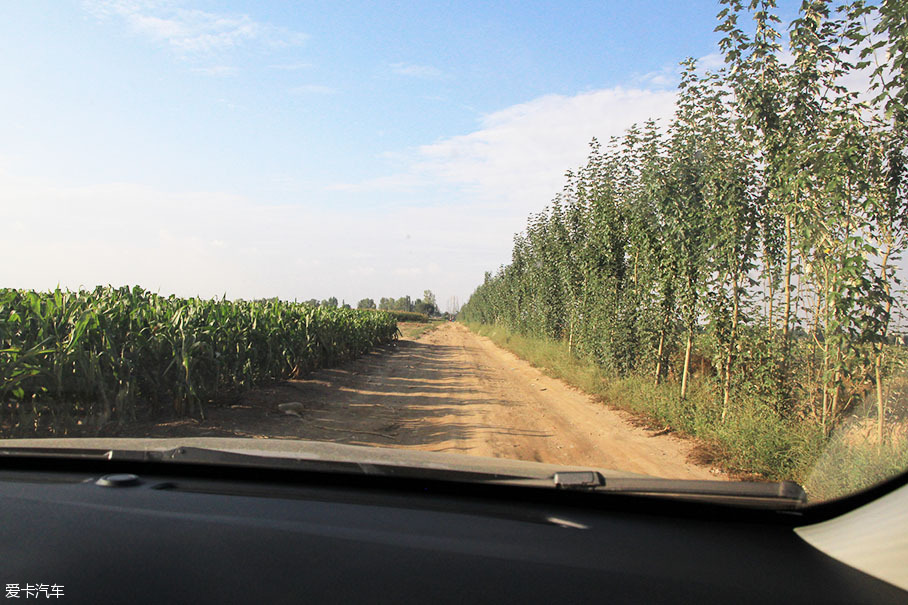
top-left (1, 458), bottom-right (905, 604)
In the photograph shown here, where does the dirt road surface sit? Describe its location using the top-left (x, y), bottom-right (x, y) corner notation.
top-left (135, 323), bottom-right (721, 480)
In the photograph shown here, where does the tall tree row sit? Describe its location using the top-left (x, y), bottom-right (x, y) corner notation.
top-left (461, 0), bottom-right (907, 436)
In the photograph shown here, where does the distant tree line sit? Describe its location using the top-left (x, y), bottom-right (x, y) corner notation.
top-left (294, 291), bottom-right (441, 316)
top-left (359, 290), bottom-right (439, 316)
top-left (299, 297), bottom-right (348, 309)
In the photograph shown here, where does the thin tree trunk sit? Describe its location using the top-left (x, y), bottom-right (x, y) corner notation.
top-left (821, 339), bottom-right (829, 435)
top-left (765, 239), bottom-right (774, 329)
top-left (821, 265), bottom-right (831, 435)
top-left (783, 214), bottom-right (793, 345)
top-left (805, 277), bottom-right (819, 417)
top-left (681, 329), bottom-right (693, 400)
top-left (654, 327), bottom-right (665, 387)
top-left (876, 244), bottom-right (892, 447)
top-left (567, 298), bottom-right (575, 354)
top-left (875, 356), bottom-right (885, 446)
top-left (722, 272), bottom-right (741, 422)
top-left (831, 348), bottom-right (841, 429)
top-left (568, 317), bottom-right (574, 355)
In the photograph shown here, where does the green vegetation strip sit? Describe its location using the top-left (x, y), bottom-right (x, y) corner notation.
top-left (1, 286), bottom-right (398, 435)
top-left (380, 310), bottom-right (430, 323)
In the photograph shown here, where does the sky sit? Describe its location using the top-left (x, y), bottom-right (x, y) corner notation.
top-left (0, 0), bottom-right (804, 311)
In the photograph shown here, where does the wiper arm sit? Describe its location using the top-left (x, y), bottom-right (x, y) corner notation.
top-left (549, 471), bottom-right (807, 509)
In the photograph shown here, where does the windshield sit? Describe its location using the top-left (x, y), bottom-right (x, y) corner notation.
top-left (1, 0), bottom-right (906, 505)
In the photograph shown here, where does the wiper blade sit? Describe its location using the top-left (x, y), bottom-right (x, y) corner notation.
top-left (549, 470), bottom-right (807, 508)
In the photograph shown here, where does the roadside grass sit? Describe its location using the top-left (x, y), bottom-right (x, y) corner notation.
top-left (462, 321), bottom-right (906, 500)
top-left (799, 410), bottom-right (908, 501)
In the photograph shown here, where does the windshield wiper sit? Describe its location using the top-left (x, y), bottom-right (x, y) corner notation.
top-left (0, 446), bottom-right (807, 508)
top-left (545, 470), bottom-right (806, 509)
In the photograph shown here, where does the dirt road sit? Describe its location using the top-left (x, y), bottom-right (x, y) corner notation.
top-left (138, 323), bottom-right (720, 480)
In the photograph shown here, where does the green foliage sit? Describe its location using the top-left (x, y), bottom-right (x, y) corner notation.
top-left (380, 310), bottom-right (430, 323)
top-left (0, 286), bottom-right (398, 435)
top-left (379, 296), bottom-right (414, 312)
top-left (461, 0), bottom-right (907, 490)
top-left (413, 290), bottom-right (438, 316)
top-left (377, 291), bottom-right (439, 317)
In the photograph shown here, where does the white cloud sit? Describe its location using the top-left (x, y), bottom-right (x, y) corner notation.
top-left (289, 84), bottom-right (337, 95)
top-left (268, 62), bottom-right (313, 71)
top-left (191, 65), bottom-right (238, 77)
top-left (215, 98), bottom-right (245, 111)
top-left (633, 65), bottom-right (679, 89)
top-left (632, 52), bottom-right (726, 90)
top-left (82, 1), bottom-right (306, 55)
top-left (325, 173), bottom-right (425, 193)
top-left (697, 52), bottom-right (725, 71)
top-left (334, 85), bottom-right (677, 216)
top-left (389, 62), bottom-right (444, 79)
top-left (320, 85), bottom-right (679, 289)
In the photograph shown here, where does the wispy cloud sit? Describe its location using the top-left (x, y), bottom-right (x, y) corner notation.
top-left (697, 52), bottom-right (725, 71)
top-left (632, 52), bottom-right (726, 89)
top-left (289, 84), bottom-right (336, 95)
top-left (82, 1), bottom-right (307, 55)
top-left (326, 173), bottom-right (425, 193)
top-left (416, 87), bottom-right (677, 208)
top-left (191, 65), bottom-right (238, 77)
top-left (389, 62), bottom-right (444, 79)
top-left (215, 98), bottom-right (245, 111)
top-left (268, 62), bottom-right (313, 71)
top-left (331, 85), bottom-right (677, 213)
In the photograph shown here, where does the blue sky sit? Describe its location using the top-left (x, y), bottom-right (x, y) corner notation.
top-left (1, 0), bottom-right (802, 309)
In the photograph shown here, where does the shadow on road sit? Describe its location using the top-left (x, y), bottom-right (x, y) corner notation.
top-left (113, 336), bottom-right (554, 450)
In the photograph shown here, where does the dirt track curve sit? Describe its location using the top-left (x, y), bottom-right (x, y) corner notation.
top-left (138, 323), bottom-right (721, 480)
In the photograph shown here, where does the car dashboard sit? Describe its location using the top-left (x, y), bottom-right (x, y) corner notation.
top-left (1, 458), bottom-right (906, 604)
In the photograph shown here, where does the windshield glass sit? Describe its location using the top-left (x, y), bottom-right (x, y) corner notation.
top-left (1, 0), bottom-right (906, 504)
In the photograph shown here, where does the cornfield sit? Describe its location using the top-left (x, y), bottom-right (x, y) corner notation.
top-left (0, 286), bottom-right (399, 435)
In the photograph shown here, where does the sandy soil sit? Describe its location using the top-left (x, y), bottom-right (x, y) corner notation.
top-left (122, 322), bottom-right (722, 480)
